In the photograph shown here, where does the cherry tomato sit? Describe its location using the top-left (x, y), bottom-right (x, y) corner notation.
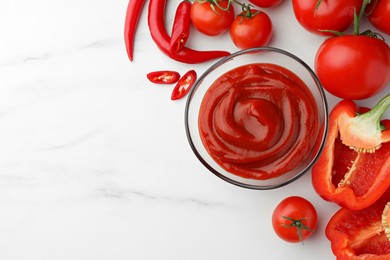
top-left (230, 10), bottom-right (273, 49)
top-left (249, 0), bottom-right (284, 8)
top-left (315, 35), bottom-right (390, 100)
top-left (367, 0), bottom-right (390, 35)
top-left (190, 0), bottom-right (235, 36)
top-left (147, 71), bottom-right (181, 84)
top-left (171, 70), bottom-right (197, 100)
top-left (272, 196), bottom-right (318, 243)
top-left (292, 0), bottom-right (362, 36)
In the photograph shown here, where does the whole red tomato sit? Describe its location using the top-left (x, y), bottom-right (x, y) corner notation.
top-left (190, 0), bottom-right (235, 36)
top-left (368, 0), bottom-right (390, 35)
top-left (249, 0), bottom-right (284, 8)
top-left (315, 35), bottom-right (390, 100)
top-left (272, 196), bottom-right (318, 243)
top-left (230, 10), bottom-right (273, 49)
top-left (292, 0), bottom-right (362, 36)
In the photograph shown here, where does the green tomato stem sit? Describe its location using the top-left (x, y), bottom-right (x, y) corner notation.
top-left (354, 0), bottom-right (371, 35)
top-left (282, 216), bottom-right (313, 245)
top-left (315, 0), bottom-right (322, 11)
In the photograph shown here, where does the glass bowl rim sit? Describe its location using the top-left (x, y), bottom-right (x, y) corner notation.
top-left (184, 46), bottom-right (329, 190)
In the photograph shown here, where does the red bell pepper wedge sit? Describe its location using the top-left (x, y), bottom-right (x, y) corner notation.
top-left (312, 93), bottom-right (390, 210)
top-left (326, 188), bottom-right (390, 259)
top-left (171, 70), bottom-right (197, 100)
top-left (170, 1), bottom-right (192, 54)
top-left (124, 0), bottom-right (146, 62)
top-left (147, 71), bottom-right (181, 84)
top-left (147, 0), bottom-right (231, 64)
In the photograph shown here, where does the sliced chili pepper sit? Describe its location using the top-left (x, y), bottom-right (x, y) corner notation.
top-left (312, 93), bottom-right (390, 210)
top-left (170, 1), bottom-right (192, 54)
top-left (326, 188), bottom-right (390, 259)
top-left (147, 71), bottom-right (181, 84)
top-left (147, 0), bottom-right (230, 64)
top-left (171, 70), bottom-right (197, 100)
top-left (124, 0), bottom-right (146, 62)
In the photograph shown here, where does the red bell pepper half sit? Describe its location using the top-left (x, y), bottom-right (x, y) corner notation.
top-left (171, 70), bottom-right (197, 100)
top-left (147, 71), bottom-right (181, 84)
top-left (326, 188), bottom-right (390, 259)
top-left (312, 93), bottom-right (390, 210)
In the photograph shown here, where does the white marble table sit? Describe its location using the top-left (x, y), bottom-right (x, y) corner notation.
top-left (1, 1), bottom-right (389, 259)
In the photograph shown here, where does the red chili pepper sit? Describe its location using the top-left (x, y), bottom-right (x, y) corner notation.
top-left (170, 1), bottom-right (192, 54)
top-left (171, 70), bottom-right (197, 100)
top-left (312, 93), bottom-right (390, 210)
top-left (326, 188), bottom-right (390, 259)
top-left (124, 0), bottom-right (146, 62)
top-left (147, 0), bottom-right (231, 64)
top-left (147, 71), bottom-right (181, 84)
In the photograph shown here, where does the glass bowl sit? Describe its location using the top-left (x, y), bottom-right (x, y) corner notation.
top-left (184, 47), bottom-right (329, 190)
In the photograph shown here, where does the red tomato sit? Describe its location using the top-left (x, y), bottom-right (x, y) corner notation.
top-left (249, 0), bottom-right (284, 8)
top-left (315, 35), bottom-right (390, 100)
top-left (272, 196), bottom-right (318, 243)
top-left (190, 0), bottom-right (235, 36)
top-left (230, 10), bottom-right (273, 49)
top-left (292, 0), bottom-right (362, 36)
top-left (368, 0), bottom-right (390, 35)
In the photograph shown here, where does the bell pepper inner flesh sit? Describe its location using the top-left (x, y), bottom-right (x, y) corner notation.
top-left (353, 232), bottom-right (390, 256)
top-left (332, 135), bottom-right (390, 197)
top-left (327, 192), bottom-right (390, 258)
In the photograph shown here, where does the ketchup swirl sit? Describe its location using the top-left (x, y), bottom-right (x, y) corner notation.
top-left (198, 63), bottom-right (319, 180)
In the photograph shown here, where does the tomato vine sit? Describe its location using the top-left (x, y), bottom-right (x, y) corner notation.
top-left (192, 0), bottom-right (258, 18)
top-left (316, 0), bottom-right (384, 39)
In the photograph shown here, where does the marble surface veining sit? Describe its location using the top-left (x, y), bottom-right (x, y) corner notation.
top-left (0, 0), bottom-right (389, 259)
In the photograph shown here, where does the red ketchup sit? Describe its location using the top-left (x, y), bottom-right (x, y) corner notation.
top-left (198, 63), bottom-right (319, 180)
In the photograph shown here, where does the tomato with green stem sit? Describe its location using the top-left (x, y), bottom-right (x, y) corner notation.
top-left (314, 0), bottom-right (390, 100)
top-left (230, 8), bottom-right (273, 49)
top-left (272, 196), bottom-right (318, 244)
top-left (190, 0), bottom-right (235, 36)
top-left (292, 0), bottom-right (362, 36)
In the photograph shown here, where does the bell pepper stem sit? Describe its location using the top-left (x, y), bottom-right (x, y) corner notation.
top-left (358, 93), bottom-right (390, 130)
top-left (339, 93), bottom-right (390, 153)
